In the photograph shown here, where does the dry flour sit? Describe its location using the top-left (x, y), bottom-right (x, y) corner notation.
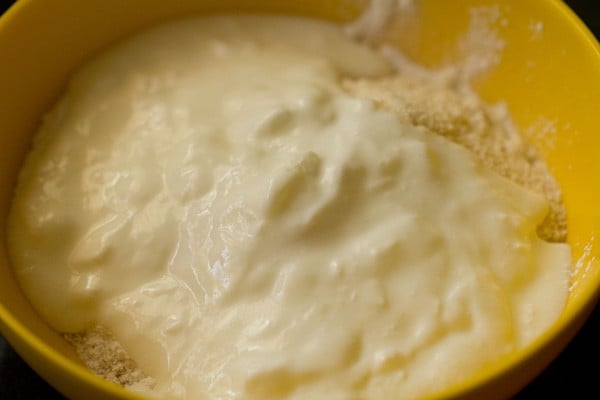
top-left (61, 7), bottom-right (567, 392)
top-left (343, 72), bottom-right (567, 243)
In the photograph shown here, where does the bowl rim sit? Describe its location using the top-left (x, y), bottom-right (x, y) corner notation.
top-left (0, 0), bottom-right (599, 399)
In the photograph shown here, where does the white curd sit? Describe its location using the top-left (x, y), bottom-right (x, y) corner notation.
top-left (8, 15), bottom-right (570, 400)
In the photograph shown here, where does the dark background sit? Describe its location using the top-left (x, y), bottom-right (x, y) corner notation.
top-left (0, 1), bottom-right (598, 399)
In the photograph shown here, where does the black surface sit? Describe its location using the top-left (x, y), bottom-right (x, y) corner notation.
top-left (0, 1), bottom-right (598, 399)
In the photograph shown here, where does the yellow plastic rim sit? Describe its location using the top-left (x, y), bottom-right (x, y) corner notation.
top-left (0, 1), bottom-right (598, 399)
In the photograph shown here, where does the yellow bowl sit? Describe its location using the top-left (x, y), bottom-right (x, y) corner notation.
top-left (0, 1), bottom-right (599, 399)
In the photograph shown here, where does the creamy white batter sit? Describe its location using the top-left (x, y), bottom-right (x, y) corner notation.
top-left (7, 15), bottom-right (570, 400)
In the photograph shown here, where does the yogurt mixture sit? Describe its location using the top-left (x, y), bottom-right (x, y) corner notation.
top-left (7, 15), bottom-right (571, 400)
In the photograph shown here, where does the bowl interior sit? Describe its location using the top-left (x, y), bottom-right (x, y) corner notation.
top-left (0, 0), bottom-right (599, 399)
